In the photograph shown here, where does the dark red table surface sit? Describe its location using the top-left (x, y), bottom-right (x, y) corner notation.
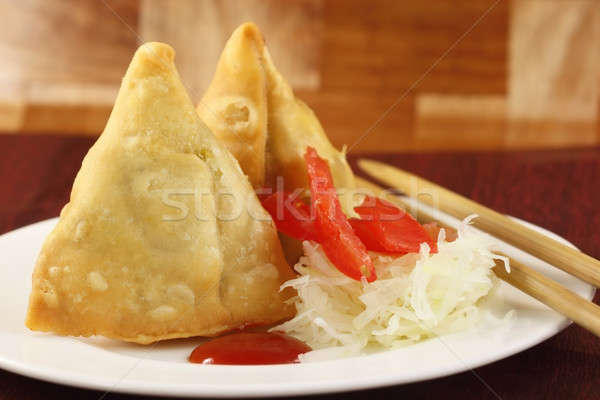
top-left (1, 135), bottom-right (599, 400)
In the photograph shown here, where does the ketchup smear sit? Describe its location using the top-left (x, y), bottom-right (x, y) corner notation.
top-left (189, 332), bottom-right (311, 365)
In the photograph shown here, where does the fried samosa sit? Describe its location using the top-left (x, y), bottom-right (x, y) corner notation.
top-left (198, 22), bottom-right (355, 194)
top-left (197, 24), bottom-right (268, 189)
top-left (26, 42), bottom-right (295, 344)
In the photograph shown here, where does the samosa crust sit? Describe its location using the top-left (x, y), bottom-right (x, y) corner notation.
top-left (26, 43), bottom-right (295, 344)
top-left (198, 24), bottom-right (268, 189)
top-left (198, 23), bottom-right (356, 264)
top-left (198, 22), bottom-right (355, 194)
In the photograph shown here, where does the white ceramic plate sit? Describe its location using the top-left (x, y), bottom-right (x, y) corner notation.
top-left (0, 217), bottom-right (594, 398)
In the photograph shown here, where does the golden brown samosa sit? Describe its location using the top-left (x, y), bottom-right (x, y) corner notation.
top-left (198, 22), bottom-right (355, 194)
top-left (26, 42), bottom-right (295, 344)
top-left (198, 24), bottom-right (268, 189)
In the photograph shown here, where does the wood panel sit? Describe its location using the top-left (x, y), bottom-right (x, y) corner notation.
top-left (320, 0), bottom-right (508, 94)
top-left (506, 0), bottom-right (599, 147)
top-left (414, 94), bottom-right (507, 151)
top-left (0, 0), bottom-right (598, 152)
top-left (139, 0), bottom-right (322, 98)
top-left (0, 0), bottom-right (137, 95)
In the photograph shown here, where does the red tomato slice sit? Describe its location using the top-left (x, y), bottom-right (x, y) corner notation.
top-left (348, 218), bottom-right (406, 255)
top-left (422, 222), bottom-right (458, 243)
top-left (261, 191), bottom-right (319, 241)
top-left (350, 196), bottom-right (436, 254)
top-left (304, 147), bottom-right (376, 282)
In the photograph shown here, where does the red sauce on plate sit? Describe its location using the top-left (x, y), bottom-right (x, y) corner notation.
top-left (188, 332), bottom-right (311, 365)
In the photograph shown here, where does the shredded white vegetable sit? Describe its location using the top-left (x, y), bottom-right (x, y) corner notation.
top-left (272, 216), bottom-right (509, 360)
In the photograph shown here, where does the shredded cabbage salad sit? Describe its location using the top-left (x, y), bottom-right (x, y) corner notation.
top-left (272, 216), bottom-right (509, 359)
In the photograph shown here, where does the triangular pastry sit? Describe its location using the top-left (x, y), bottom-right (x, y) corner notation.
top-left (198, 22), bottom-right (355, 195)
top-left (261, 38), bottom-right (355, 194)
top-left (198, 24), bottom-right (268, 189)
top-left (26, 42), bottom-right (295, 344)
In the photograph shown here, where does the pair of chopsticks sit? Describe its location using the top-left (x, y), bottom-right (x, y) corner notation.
top-left (356, 159), bottom-right (600, 338)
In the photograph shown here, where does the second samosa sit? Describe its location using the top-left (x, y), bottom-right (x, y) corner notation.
top-left (198, 23), bottom-right (355, 194)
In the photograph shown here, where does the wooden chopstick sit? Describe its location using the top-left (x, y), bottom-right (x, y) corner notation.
top-left (492, 259), bottom-right (600, 337)
top-left (354, 176), bottom-right (600, 338)
top-left (358, 159), bottom-right (600, 288)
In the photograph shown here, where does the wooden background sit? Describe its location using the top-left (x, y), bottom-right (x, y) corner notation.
top-left (0, 0), bottom-right (599, 152)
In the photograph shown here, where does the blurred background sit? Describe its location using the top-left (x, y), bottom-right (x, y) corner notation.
top-left (0, 0), bottom-right (598, 152)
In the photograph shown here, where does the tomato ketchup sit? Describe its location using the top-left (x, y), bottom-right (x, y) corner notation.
top-left (189, 332), bottom-right (311, 365)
